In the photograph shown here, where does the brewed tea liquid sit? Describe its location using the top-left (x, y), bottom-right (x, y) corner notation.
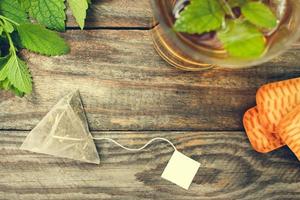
top-left (172, 0), bottom-right (292, 57)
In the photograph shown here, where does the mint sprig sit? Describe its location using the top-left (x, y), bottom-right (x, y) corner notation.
top-left (0, 18), bottom-right (32, 95)
top-left (0, 0), bottom-right (90, 96)
top-left (0, 14), bottom-right (68, 96)
top-left (174, 0), bottom-right (278, 58)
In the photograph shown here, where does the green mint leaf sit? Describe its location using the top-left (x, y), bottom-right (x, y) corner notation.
top-left (217, 20), bottom-right (266, 58)
top-left (11, 85), bottom-right (25, 96)
top-left (228, 0), bottom-right (247, 7)
top-left (4, 54), bottom-right (32, 94)
top-left (29, 0), bottom-right (66, 31)
top-left (174, 0), bottom-right (224, 34)
top-left (0, 0), bottom-right (28, 24)
top-left (241, 2), bottom-right (277, 29)
top-left (0, 56), bottom-right (9, 81)
top-left (17, 24), bottom-right (69, 56)
top-left (0, 78), bottom-right (25, 96)
top-left (0, 78), bottom-right (11, 90)
top-left (2, 19), bottom-right (15, 33)
top-left (68, 0), bottom-right (89, 29)
top-left (18, 0), bottom-right (31, 12)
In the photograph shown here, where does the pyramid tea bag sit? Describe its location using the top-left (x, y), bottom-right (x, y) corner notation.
top-left (20, 91), bottom-right (100, 164)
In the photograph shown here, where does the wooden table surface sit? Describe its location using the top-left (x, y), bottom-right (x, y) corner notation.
top-left (1, 1), bottom-right (300, 199)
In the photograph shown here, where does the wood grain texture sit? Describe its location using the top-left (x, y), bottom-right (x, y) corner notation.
top-left (1, 1), bottom-right (300, 199)
top-left (1, 130), bottom-right (300, 200)
top-left (1, 30), bottom-right (300, 131)
top-left (66, 0), bottom-right (152, 28)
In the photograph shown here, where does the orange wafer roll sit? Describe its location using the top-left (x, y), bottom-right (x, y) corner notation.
top-left (243, 107), bottom-right (284, 153)
top-left (256, 78), bottom-right (300, 133)
top-left (277, 105), bottom-right (300, 160)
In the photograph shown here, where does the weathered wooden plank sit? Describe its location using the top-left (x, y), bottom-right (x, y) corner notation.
top-left (66, 0), bottom-right (152, 28)
top-left (1, 30), bottom-right (300, 131)
top-left (1, 130), bottom-right (299, 200)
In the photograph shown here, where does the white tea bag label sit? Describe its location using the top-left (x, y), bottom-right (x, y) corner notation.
top-left (161, 151), bottom-right (200, 190)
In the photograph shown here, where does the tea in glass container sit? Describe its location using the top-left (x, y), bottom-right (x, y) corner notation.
top-left (151, 0), bottom-right (300, 71)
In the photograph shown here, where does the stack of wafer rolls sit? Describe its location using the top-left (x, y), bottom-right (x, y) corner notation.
top-left (243, 77), bottom-right (300, 160)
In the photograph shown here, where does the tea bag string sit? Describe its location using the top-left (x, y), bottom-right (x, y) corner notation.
top-left (93, 137), bottom-right (177, 152)
top-left (52, 135), bottom-right (177, 151)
